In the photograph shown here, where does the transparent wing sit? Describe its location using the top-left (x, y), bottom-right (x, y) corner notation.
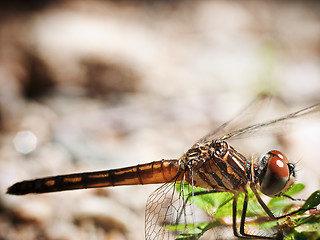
top-left (145, 172), bottom-right (237, 240)
top-left (196, 95), bottom-right (320, 145)
top-left (220, 102), bottom-right (320, 141)
top-left (145, 174), bottom-right (210, 240)
top-left (145, 182), bottom-right (192, 240)
top-left (196, 95), bottom-right (275, 144)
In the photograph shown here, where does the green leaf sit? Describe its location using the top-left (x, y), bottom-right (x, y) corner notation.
top-left (213, 196), bottom-right (233, 217)
top-left (298, 190), bottom-right (320, 215)
top-left (285, 183), bottom-right (306, 196)
top-left (172, 182), bottom-right (320, 240)
top-left (295, 215), bottom-right (320, 231)
top-left (266, 184), bottom-right (306, 215)
top-left (268, 184), bottom-right (305, 208)
top-left (165, 223), bottom-right (196, 232)
top-left (174, 221), bottom-right (222, 240)
top-left (285, 230), bottom-right (319, 240)
top-left (259, 219), bottom-right (278, 230)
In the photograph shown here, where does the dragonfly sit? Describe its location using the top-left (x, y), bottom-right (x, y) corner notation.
top-left (7, 100), bottom-right (320, 240)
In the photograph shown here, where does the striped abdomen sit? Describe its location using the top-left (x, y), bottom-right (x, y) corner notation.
top-left (7, 160), bottom-right (181, 195)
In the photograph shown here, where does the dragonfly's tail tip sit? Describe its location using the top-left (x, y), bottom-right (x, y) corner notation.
top-left (7, 184), bottom-right (20, 195)
top-left (6, 182), bottom-right (29, 195)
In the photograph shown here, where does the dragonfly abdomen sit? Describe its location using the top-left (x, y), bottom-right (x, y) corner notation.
top-left (7, 160), bottom-right (181, 195)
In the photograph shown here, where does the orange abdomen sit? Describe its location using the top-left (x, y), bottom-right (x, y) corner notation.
top-left (7, 160), bottom-right (181, 195)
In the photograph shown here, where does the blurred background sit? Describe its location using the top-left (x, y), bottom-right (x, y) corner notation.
top-left (0, 0), bottom-right (320, 239)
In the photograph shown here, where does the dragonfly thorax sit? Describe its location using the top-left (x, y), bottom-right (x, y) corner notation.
top-left (181, 140), bottom-right (251, 193)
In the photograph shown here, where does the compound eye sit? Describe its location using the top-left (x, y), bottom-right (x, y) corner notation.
top-left (260, 151), bottom-right (294, 197)
top-left (269, 150), bottom-right (289, 164)
top-left (268, 155), bottom-right (289, 179)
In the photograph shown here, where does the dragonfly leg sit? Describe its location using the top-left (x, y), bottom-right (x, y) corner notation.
top-left (190, 189), bottom-right (222, 197)
top-left (232, 193), bottom-right (257, 239)
top-left (232, 193), bottom-right (241, 238)
top-left (238, 193), bottom-right (277, 239)
top-left (187, 190), bottom-right (275, 239)
top-left (250, 182), bottom-right (310, 220)
top-left (239, 193), bottom-right (248, 237)
top-left (283, 194), bottom-right (305, 202)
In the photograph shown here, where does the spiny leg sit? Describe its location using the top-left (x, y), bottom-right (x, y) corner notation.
top-left (239, 193), bottom-right (275, 239)
top-left (283, 194), bottom-right (305, 202)
top-left (250, 183), bottom-right (310, 220)
top-left (232, 193), bottom-right (254, 239)
top-left (189, 189), bottom-right (222, 197)
top-left (232, 193), bottom-right (243, 238)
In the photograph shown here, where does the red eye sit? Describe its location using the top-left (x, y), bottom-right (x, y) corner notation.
top-left (269, 150), bottom-right (289, 163)
top-left (268, 156), bottom-right (289, 178)
top-left (260, 150), bottom-right (295, 197)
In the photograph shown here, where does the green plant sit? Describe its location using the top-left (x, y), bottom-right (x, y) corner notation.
top-left (170, 183), bottom-right (320, 239)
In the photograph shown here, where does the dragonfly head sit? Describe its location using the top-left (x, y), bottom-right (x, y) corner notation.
top-left (255, 150), bottom-right (295, 197)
